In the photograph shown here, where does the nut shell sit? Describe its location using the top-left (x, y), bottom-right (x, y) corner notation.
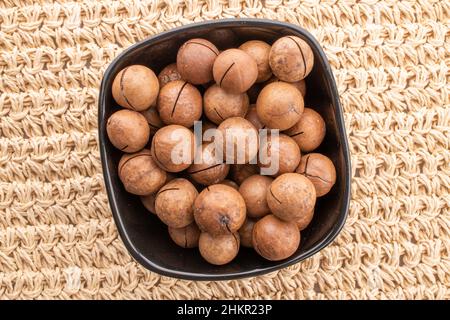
top-left (239, 175), bottom-right (273, 218)
top-left (256, 82), bottom-right (304, 130)
top-left (284, 108), bottom-right (325, 152)
top-left (118, 149), bottom-right (166, 195)
top-left (168, 223), bottom-right (201, 248)
top-left (266, 173), bottom-right (316, 222)
top-left (194, 184), bottom-right (246, 235)
top-left (199, 232), bottom-right (240, 265)
top-left (204, 84), bottom-right (249, 124)
top-left (258, 133), bottom-right (301, 176)
top-left (245, 105), bottom-right (264, 130)
top-left (107, 109), bottom-right (150, 153)
top-left (296, 153), bottom-right (336, 197)
top-left (213, 49), bottom-right (258, 93)
top-left (112, 65), bottom-right (159, 111)
top-left (238, 218), bottom-right (256, 248)
top-left (269, 36), bottom-right (314, 82)
top-left (239, 40), bottom-right (272, 83)
top-left (157, 80), bottom-right (202, 128)
top-left (177, 38), bottom-right (219, 84)
top-left (140, 107), bottom-right (163, 137)
top-left (230, 164), bottom-right (259, 185)
top-left (252, 214), bottom-right (300, 261)
top-left (155, 178), bottom-right (198, 228)
top-left (266, 76), bottom-right (306, 97)
top-left (158, 63), bottom-right (182, 87)
top-left (188, 143), bottom-right (230, 186)
top-left (140, 193), bottom-right (157, 214)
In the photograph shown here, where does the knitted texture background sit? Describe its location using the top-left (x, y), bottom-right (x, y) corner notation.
top-left (0, 0), bottom-right (449, 299)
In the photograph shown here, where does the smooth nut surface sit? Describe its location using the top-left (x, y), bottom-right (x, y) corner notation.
top-left (199, 232), bottom-right (240, 265)
top-left (266, 173), bottom-right (316, 222)
top-left (217, 117), bottom-right (259, 164)
top-left (239, 175), bottom-right (273, 218)
top-left (187, 143), bottom-right (230, 186)
top-left (158, 63), bottom-right (182, 87)
top-left (245, 105), bottom-right (265, 130)
top-left (151, 125), bottom-right (195, 172)
top-left (112, 65), bottom-right (159, 111)
top-left (258, 133), bottom-right (301, 176)
top-left (177, 38), bottom-right (219, 84)
top-left (266, 76), bottom-right (306, 97)
top-left (230, 164), bottom-right (260, 185)
top-left (168, 223), bottom-right (201, 248)
top-left (238, 218), bottom-right (256, 248)
top-left (269, 36), bottom-right (314, 82)
top-left (252, 214), bottom-right (300, 261)
top-left (296, 153), bottom-right (336, 197)
top-left (194, 184), bottom-right (246, 235)
top-left (296, 208), bottom-right (314, 231)
top-left (256, 82), bottom-right (304, 130)
top-left (157, 80), bottom-right (202, 128)
top-left (204, 84), bottom-right (249, 124)
top-left (239, 40), bottom-right (272, 83)
top-left (140, 193), bottom-right (157, 214)
top-left (107, 109), bottom-right (150, 153)
top-left (155, 178), bottom-right (198, 228)
top-left (219, 179), bottom-right (239, 190)
top-left (284, 108), bottom-right (326, 152)
top-left (118, 149), bottom-right (166, 195)
top-left (140, 107), bottom-right (163, 137)
top-left (213, 49), bottom-right (258, 93)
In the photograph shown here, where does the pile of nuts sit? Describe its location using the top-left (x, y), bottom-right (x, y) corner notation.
top-left (106, 34), bottom-right (337, 265)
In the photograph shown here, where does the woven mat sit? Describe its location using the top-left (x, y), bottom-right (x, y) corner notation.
top-left (0, 0), bottom-right (449, 300)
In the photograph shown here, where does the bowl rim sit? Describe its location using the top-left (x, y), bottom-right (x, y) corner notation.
top-left (98, 18), bottom-right (351, 281)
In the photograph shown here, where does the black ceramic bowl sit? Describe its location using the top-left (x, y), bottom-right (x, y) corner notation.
top-left (99, 19), bottom-right (351, 281)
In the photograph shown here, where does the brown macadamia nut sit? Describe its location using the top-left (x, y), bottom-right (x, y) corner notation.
top-left (199, 232), bottom-right (240, 265)
top-left (296, 153), bottom-right (336, 197)
top-left (151, 125), bottom-right (195, 172)
top-left (140, 193), bottom-right (156, 214)
top-left (256, 82), bottom-right (304, 130)
top-left (204, 84), bottom-right (249, 124)
top-left (267, 173), bottom-right (316, 222)
top-left (258, 133), bottom-right (301, 176)
top-left (238, 218), bottom-right (256, 248)
top-left (252, 214), bottom-right (300, 261)
top-left (219, 179), bottom-right (239, 190)
top-left (194, 184), bottom-right (246, 235)
top-left (245, 105), bottom-right (264, 130)
top-left (239, 40), bottom-right (272, 83)
top-left (284, 108), bottom-right (325, 152)
top-left (155, 178), bottom-right (198, 228)
top-left (217, 117), bottom-right (259, 164)
top-left (269, 36), bottom-right (314, 82)
top-left (107, 109), bottom-right (150, 153)
top-left (140, 107), bottom-right (163, 137)
top-left (187, 143), bottom-right (230, 185)
top-left (296, 208), bottom-right (314, 231)
top-left (230, 164), bottom-right (259, 185)
top-left (118, 149), bottom-right (166, 195)
top-left (158, 63), bottom-right (182, 87)
top-left (239, 175), bottom-right (273, 218)
top-left (213, 49), bottom-right (258, 93)
top-left (177, 38), bottom-right (219, 84)
top-left (266, 76), bottom-right (306, 97)
top-left (112, 65), bottom-right (159, 111)
top-left (168, 223), bottom-right (201, 248)
top-left (157, 80), bottom-right (202, 128)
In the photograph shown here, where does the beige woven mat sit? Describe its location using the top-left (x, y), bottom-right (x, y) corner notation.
top-left (0, 0), bottom-right (449, 300)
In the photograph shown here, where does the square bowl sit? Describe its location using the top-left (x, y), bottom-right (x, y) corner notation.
top-left (98, 19), bottom-right (351, 281)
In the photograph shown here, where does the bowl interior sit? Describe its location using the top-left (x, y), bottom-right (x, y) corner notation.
top-left (99, 19), bottom-right (350, 280)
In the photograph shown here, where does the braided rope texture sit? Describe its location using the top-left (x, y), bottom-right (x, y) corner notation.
top-left (0, 0), bottom-right (449, 300)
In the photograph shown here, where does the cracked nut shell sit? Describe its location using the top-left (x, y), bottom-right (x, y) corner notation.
top-left (213, 49), bottom-right (258, 94)
top-left (296, 153), bottom-right (336, 197)
top-left (157, 80), bottom-right (202, 128)
top-left (107, 109), bottom-right (150, 153)
top-left (204, 84), bottom-right (249, 124)
top-left (158, 63), bottom-right (182, 87)
top-left (256, 82), bottom-right (304, 130)
top-left (252, 214), bottom-right (300, 261)
top-left (112, 65), bottom-right (159, 111)
top-left (284, 108), bottom-right (326, 152)
top-left (155, 178), bottom-right (198, 228)
top-left (177, 38), bottom-right (219, 84)
top-left (239, 175), bottom-right (273, 219)
top-left (151, 125), bottom-right (195, 172)
top-left (199, 232), bottom-right (240, 265)
top-left (187, 143), bottom-right (230, 186)
top-left (239, 40), bottom-right (272, 83)
top-left (168, 223), bottom-right (201, 248)
top-left (266, 173), bottom-right (316, 222)
top-left (269, 36), bottom-right (314, 82)
top-left (118, 149), bottom-right (166, 196)
top-left (194, 184), bottom-right (246, 235)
